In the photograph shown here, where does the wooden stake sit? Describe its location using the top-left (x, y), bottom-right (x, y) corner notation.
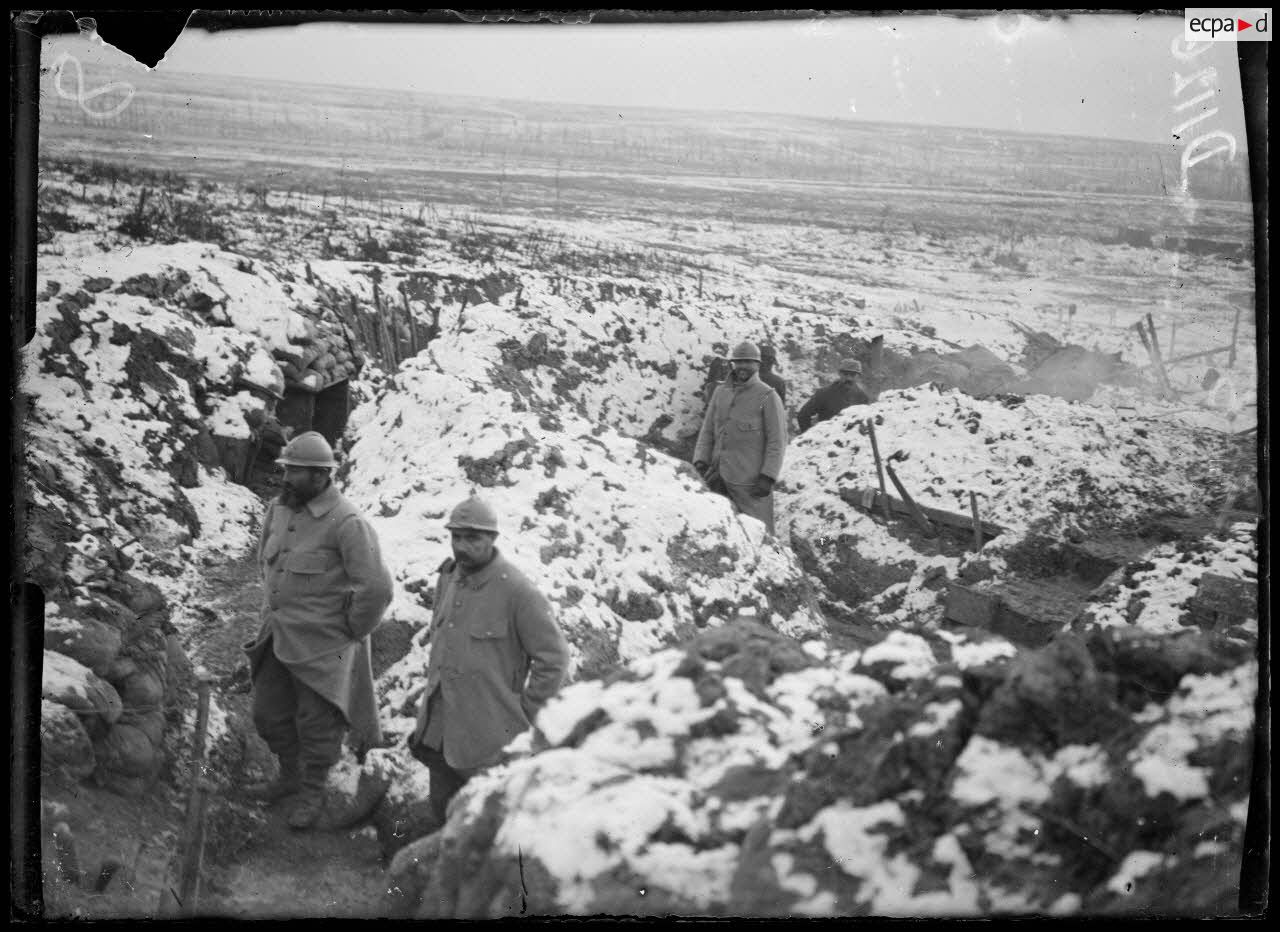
top-left (885, 462), bottom-right (938, 538)
top-left (1145, 313), bottom-right (1174, 397)
top-left (175, 680), bottom-right (212, 917)
top-left (866, 420), bottom-right (892, 523)
top-left (1168, 321), bottom-right (1177, 358)
top-left (969, 490), bottom-right (982, 552)
top-left (404, 289), bottom-right (418, 358)
top-left (1228, 303), bottom-right (1243, 368)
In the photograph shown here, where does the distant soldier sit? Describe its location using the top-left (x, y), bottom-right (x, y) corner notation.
top-left (701, 342), bottom-right (731, 412)
top-left (408, 497), bottom-right (571, 826)
top-left (758, 344), bottom-right (788, 405)
top-left (798, 359), bottom-right (872, 434)
top-left (244, 431), bottom-right (394, 830)
top-left (694, 341), bottom-right (788, 534)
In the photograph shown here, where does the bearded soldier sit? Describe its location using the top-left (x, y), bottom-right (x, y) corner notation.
top-left (244, 431), bottom-right (393, 830)
top-left (693, 340), bottom-right (788, 534)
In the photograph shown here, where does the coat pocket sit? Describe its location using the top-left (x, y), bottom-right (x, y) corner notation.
top-left (734, 419), bottom-right (760, 432)
top-left (286, 551), bottom-right (331, 588)
top-left (288, 551), bottom-right (330, 573)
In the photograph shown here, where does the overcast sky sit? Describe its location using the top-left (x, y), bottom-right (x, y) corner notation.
top-left (67, 12), bottom-right (1249, 146)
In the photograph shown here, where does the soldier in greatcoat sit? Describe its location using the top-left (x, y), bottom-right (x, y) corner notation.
top-left (244, 431), bottom-right (393, 830)
top-left (694, 340), bottom-right (788, 534)
top-left (407, 496), bottom-right (570, 826)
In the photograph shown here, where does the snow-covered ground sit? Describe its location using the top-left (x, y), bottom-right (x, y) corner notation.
top-left (26, 166), bottom-right (1260, 916)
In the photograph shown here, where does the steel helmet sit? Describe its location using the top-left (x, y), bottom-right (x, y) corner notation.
top-left (838, 358), bottom-right (864, 374)
top-left (275, 431), bottom-right (338, 468)
top-left (729, 341), bottom-right (762, 362)
top-left (446, 496), bottom-right (500, 534)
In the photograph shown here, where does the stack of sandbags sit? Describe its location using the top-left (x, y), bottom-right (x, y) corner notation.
top-left (41, 574), bottom-right (187, 796)
top-left (271, 321), bottom-right (362, 393)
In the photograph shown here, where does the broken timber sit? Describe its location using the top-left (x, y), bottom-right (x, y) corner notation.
top-left (840, 486), bottom-right (1006, 543)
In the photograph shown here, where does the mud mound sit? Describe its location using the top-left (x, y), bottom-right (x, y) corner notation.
top-left (340, 360), bottom-right (827, 744)
top-left (383, 618), bottom-right (1253, 917)
top-left (779, 386), bottom-right (1239, 626)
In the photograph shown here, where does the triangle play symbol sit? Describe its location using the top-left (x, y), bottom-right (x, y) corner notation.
top-left (1238, 18), bottom-right (1252, 30)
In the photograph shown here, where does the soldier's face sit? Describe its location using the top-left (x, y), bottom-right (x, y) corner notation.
top-left (731, 360), bottom-right (759, 382)
top-left (281, 466), bottom-right (329, 507)
top-left (839, 371), bottom-right (860, 387)
top-left (451, 529), bottom-right (497, 571)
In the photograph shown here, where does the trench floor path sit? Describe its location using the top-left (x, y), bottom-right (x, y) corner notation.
top-left (183, 541), bottom-right (391, 919)
top-left (39, 498), bottom-right (392, 920)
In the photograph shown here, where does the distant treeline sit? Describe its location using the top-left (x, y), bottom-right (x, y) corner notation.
top-left (40, 67), bottom-right (1251, 203)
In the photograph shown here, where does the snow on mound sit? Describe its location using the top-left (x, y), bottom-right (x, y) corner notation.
top-left (385, 620), bottom-right (1253, 917)
top-left (1075, 521), bottom-right (1258, 635)
top-left (778, 386), bottom-right (1238, 625)
top-left (342, 360), bottom-right (826, 738)
top-left (22, 245), bottom-right (313, 587)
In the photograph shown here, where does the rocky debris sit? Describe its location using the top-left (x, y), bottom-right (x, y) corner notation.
top-left (380, 616), bottom-right (1253, 917)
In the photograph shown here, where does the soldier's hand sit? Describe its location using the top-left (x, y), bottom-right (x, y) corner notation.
top-left (693, 460), bottom-right (710, 481)
top-left (750, 475), bottom-right (775, 498)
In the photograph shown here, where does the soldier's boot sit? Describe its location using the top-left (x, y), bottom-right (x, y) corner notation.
top-left (244, 755), bottom-right (302, 803)
top-left (286, 765), bottom-right (330, 831)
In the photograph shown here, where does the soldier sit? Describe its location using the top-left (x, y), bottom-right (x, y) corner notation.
top-left (694, 341), bottom-right (788, 534)
top-left (758, 344), bottom-right (788, 405)
top-left (407, 497), bottom-right (570, 826)
top-left (798, 358), bottom-right (872, 434)
top-left (244, 431), bottom-right (394, 830)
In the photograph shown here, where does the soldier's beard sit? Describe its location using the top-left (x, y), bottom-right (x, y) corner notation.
top-left (281, 479), bottom-right (326, 509)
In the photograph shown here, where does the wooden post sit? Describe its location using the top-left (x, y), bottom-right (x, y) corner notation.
top-left (697, 270), bottom-right (703, 299)
top-left (1168, 321), bottom-right (1177, 359)
top-left (866, 421), bottom-right (892, 524)
top-left (969, 490), bottom-right (982, 552)
top-left (348, 296), bottom-right (370, 365)
top-left (175, 679), bottom-right (212, 917)
top-left (1228, 304), bottom-right (1243, 368)
top-left (1145, 313), bottom-right (1174, 397)
top-left (885, 462), bottom-right (938, 538)
top-left (404, 288), bottom-right (418, 358)
top-left (374, 284), bottom-right (398, 368)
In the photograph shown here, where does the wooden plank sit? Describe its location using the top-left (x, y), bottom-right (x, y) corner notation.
top-left (841, 487), bottom-right (1008, 540)
top-left (885, 462), bottom-right (938, 538)
top-left (175, 680), bottom-right (212, 917)
top-left (1164, 343), bottom-right (1235, 366)
top-left (1229, 303), bottom-right (1243, 368)
top-left (969, 490), bottom-right (982, 553)
top-left (404, 288), bottom-right (418, 358)
top-left (866, 421), bottom-right (892, 523)
top-left (1144, 314), bottom-right (1174, 396)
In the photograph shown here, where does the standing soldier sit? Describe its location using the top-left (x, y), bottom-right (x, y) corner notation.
top-left (797, 359), bottom-right (872, 434)
top-left (244, 431), bottom-right (394, 830)
top-left (694, 340), bottom-right (788, 534)
top-left (758, 344), bottom-right (788, 405)
top-left (408, 496), bottom-right (570, 826)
